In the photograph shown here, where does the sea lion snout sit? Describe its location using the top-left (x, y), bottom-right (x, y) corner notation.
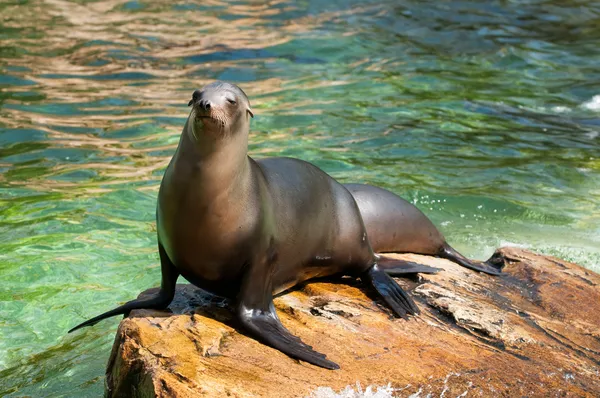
top-left (198, 99), bottom-right (211, 111)
top-left (188, 89), bottom-right (232, 127)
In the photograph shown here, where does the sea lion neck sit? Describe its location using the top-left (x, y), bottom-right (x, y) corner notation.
top-left (174, 118), bottom-right (252, 195)
top-left (185, 115), bottom-right (250, 158)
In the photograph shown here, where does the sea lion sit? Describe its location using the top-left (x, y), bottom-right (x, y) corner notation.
top-left (68, 81), bottom-right (438, 370)
top-left (345, 184), bottom-right (503, 275)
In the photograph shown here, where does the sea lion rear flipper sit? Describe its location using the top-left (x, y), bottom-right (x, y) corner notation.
top-left (237, 249), bottom-right (339, 370)
top-left (377, 256), bottom-right (441, 275)
top-left (440, 243), bottom-right (503, 276)
top-left (68, 243), bottom-right (179, 333)
top-left (362, 264), bottom-right (420, 318)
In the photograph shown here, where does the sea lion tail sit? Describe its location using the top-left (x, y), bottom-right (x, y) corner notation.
top-left (68, 294), bottom-right (172, 333)
top-left (439, 243), bottom-right (504, 276)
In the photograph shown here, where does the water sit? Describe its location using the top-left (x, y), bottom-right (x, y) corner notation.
top-left (1, 0), bottom-right (599, 395)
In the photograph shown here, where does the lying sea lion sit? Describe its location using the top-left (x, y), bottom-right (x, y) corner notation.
top-left (346, 184), bottom-right (502, 275)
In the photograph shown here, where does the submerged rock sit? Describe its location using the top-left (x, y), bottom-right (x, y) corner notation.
top-left (105, 248), bottom-right (600, 397)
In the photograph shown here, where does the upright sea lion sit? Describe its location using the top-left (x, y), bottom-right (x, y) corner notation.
top-left (345, 184), bottom-right (503, 275)
top-left (68, 81), bottom-right (438, 370)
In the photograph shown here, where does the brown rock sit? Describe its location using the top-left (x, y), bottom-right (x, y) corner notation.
top-left (105, 248), bottom-right (600, 397)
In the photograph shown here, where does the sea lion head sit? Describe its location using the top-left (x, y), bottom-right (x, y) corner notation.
top-left (187, 81), bottom-right (254, 139)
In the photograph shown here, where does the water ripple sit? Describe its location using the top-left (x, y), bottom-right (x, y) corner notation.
top-left (1, 0), bottom-right (600, 395)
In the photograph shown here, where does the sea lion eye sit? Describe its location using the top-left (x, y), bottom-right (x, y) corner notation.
top-left (227, 98), bottom-right (236, 105)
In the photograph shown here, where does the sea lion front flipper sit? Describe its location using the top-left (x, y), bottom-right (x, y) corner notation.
top-left (68, 243), bottom-right (179, 333)
top-left (377, 256), bottom-right (441, 275)
top-left (238, 303), bottom-right (339, 370)
top-left (237, 248), bottom-right (339, 370)
top-left (362, 264), bottom-right (420, 319)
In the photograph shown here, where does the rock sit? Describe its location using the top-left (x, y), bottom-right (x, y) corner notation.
top-left (105, 248), bottom-right (600, 397)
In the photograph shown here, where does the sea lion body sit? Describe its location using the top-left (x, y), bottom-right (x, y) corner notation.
top-left (158, 151), bottom-right (371, 299)
top-left (346, 183), bottom-right (444, 254)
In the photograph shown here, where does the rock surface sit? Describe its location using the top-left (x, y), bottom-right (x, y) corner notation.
top-left (105, 248), bottom-right (600, 397)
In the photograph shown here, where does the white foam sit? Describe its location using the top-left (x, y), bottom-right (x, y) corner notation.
top-left (498, 240), bottom-right (530, 249)
top-left (581, 95), bottom-right (600, 111)
top-left (308, 382), bottom-right (398, 398)
top-left (551, 106), bottom-right (571, 113)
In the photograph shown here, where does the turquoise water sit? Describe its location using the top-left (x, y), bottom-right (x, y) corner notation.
top-left (1, 0), bottom-right (600, 395)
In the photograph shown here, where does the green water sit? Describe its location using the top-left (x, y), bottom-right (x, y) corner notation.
top-left (1, 0), bottom-right (599, 395)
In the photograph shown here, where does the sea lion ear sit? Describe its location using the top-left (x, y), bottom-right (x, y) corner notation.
top-left (188, 90), bottom-right (201, 107)
top-left (247, 108), bottom-right (254, 118)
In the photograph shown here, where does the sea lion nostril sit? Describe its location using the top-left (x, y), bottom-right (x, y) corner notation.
top-left (199, 100), bottom-right (211, 111)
